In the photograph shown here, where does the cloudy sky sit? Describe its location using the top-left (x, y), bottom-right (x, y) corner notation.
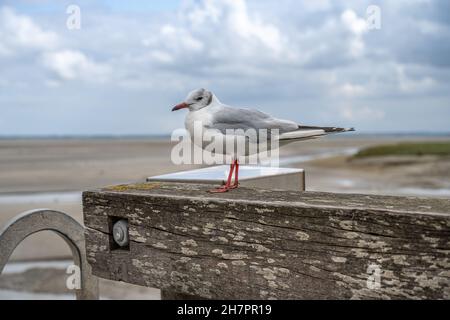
top-left (0, 0), bottom-right (449, 135)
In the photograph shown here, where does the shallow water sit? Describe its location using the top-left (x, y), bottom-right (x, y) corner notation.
top-left (0, 191), bottom-right (81, 205)
top-left (0, 289), bottom-right (75, 300)
top-left (0, 146), bottom-right (448, 204)
top-left (2, 259), bottom-right (73, 275)
top-left (275, 148), bottom-right (359, 166)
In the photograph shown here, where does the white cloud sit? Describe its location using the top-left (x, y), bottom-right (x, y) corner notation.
top-left (185, 0), bottom-right (222, 27)
top-left (223, 0), bottom-right (283, 53)
top-left (42, 50), bottom-right (111, 82)
top-left (148, 50), bottom-right (174, 64)
top-left (396, 65), bottom-right (435, 93)
top-left (340, 9), bottom-right (368, 57)
top-left (141, 0), bottom-right (288, 69)
top-left (340, 105), bottom-right (385, 121)
top-left (145, 24), bottom-right (204, 54)
top-left (302, 0), bottom-right (331, 12)
top-left (0, 7), bottom-right (111, 84)
top-left (417, 20), bottom-right (444, 35)
top-left (1, 1), bottom-right (450, 134)
top-left (0, 7), bottom-right (59, 55)
top-left (341, 9), bottom-right (367, 36)
top-left (335, 83), bottom-right (367, 97)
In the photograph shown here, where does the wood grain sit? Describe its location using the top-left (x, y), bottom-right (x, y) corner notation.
top-left (83, 182), bottom-right (450, 299)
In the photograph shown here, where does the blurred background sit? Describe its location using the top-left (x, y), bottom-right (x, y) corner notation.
top-left (0, 0), bottom-right (449, 299)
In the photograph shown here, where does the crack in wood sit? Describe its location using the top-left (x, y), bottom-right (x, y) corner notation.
top-left (83, 183), bottom-right (450, 299)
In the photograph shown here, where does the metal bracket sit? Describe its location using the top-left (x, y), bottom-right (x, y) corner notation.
top-left (112, 219), bottom-right (129, 248)
top-left (0, 209), bottom-right (99, 300)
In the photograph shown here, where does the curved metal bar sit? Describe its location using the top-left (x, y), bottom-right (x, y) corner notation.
top-left (0, 209), bottom-right (99, 299)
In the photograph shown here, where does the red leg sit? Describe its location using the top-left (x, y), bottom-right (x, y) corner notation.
top-left (224, 161), bottom-right (235, 187)
top-left (229, 159), bottom-right (239, 189)
top-left (209, 161), bottom-right (235, 193)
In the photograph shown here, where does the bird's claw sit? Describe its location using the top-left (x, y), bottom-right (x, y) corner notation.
top-left (208, 183), bottom-right (239, 193)
top-left (209, 186), bottom-right (231, 193)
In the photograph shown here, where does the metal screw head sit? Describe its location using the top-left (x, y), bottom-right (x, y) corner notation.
top-left (114, 228), bottom-right (124, 242)
top-left (112, 219), bottom-right (129, 247)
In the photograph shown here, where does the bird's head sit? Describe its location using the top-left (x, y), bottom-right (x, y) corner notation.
top-left (172, 88), bottom-right (213, 112)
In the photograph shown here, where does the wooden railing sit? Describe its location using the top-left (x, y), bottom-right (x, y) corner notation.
top-left (83, 182), bottom-right (450, 299)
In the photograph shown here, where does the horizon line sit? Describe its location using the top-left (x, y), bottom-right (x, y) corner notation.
top-left (0, 131), bottom-right (450, 140)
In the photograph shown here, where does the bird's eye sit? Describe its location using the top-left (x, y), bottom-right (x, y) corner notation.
top-left (195, 96), bottom-right (203, 101)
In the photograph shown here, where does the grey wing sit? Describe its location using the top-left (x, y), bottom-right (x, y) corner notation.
top-left (208, 105), bottom-right (298, 134)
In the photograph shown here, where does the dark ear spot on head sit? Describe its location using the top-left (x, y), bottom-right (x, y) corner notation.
top-left (206, 93), bottom-right (212, 106)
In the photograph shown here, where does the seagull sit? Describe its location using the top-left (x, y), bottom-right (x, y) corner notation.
top-left (172, 88), bottom-right (354, 193)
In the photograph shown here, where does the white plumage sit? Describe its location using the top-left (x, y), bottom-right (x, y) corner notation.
top-left (172, 88), bottom-right (354, 192)
top-left (174, 88), bottom-right (354, 157)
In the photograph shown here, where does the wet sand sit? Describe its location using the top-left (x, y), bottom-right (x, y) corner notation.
top-left (2, 135), bottom-right (450, 261)
top-left (1, 135), bottom-right (449, 299)
top-left (0, 139), bottom-right (199, 193)
top-left (2, 136), bottom-right (448, 193)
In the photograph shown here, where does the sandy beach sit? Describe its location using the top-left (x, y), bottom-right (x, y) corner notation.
top-left (1, 135), bottom-right (449, 299)
top-left (2, 135), bottom-right (450, 259)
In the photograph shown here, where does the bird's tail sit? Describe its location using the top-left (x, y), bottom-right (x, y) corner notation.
top-left (277, 125), bottom-right (355, 143)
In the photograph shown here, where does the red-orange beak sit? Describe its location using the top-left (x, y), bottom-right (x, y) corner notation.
top-left (171, 102), bottom-right (189, 111)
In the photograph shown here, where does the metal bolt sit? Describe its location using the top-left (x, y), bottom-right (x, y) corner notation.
top-left (112, 219), bottom-right (129, 247)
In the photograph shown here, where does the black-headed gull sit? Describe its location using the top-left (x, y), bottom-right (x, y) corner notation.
top-left (172, 88), bottom-right (354, 192)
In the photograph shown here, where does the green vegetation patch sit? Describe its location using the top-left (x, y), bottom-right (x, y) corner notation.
top-left (354, 142), bottom-right (450, 158)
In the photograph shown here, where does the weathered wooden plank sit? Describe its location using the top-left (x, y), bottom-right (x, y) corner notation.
top-left (83, 182), bottom-right (450, 299)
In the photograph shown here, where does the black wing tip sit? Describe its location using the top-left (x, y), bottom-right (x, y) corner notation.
top-left (298, 125), bottom-right (356, 133)
top-left (334, 127), bottom-right (355, 133)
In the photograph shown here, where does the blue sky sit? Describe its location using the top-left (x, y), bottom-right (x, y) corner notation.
top-left (0, 0), bottom-right (449, 135)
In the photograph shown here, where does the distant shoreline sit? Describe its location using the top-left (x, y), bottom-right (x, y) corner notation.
top-left (0, 132), bottom-right (449, 140)
top-left (0, 134), bottom-right (171, 141)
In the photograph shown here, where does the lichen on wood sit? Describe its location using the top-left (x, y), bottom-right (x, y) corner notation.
top-left (104, 182), bottom-right (161, 192)
top-left (83, 182), bottom-right (450, 300)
